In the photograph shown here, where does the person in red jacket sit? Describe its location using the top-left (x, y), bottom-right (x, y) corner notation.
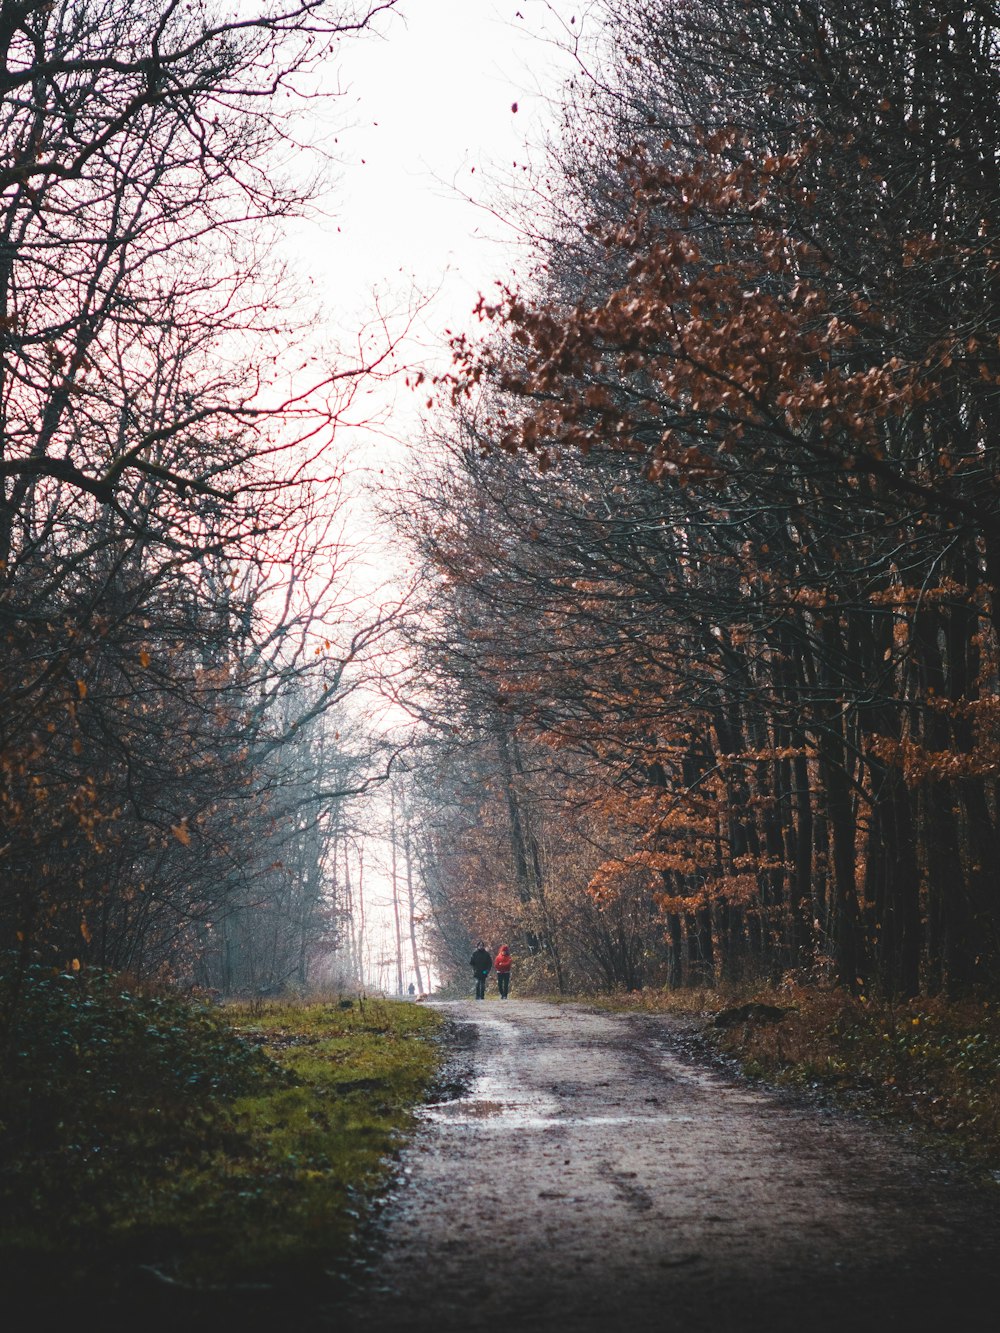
top-left (494, 944), bottom-right (512, 999)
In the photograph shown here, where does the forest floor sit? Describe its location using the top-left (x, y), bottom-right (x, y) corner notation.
top-left (6, 981), bottom-right (999, 1332)
top-left (337, 999), bottom-right (999, 1333)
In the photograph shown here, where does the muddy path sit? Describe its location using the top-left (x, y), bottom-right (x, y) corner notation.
top-left (336, 999), bottom-right (999, 1333)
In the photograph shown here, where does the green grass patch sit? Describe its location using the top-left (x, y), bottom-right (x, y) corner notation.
top-left (0, 962), bottom-right (443, 1315)
top-left (174, 995), bottom-right (444, 1286)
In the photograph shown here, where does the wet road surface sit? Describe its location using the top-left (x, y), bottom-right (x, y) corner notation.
top-left (336, 999), bottom-right (999, 1333)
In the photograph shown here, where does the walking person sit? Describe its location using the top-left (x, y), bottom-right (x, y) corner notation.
top-left (494, 944), bottom-right (512, 999)
top-left (470, 941), bottom-right (492, 1000)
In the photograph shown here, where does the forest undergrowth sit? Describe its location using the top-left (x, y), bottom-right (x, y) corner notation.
top-left (587, 982), bottom-right (1000, 1178)
top-left (0, 962), bottom-right (443, 1324)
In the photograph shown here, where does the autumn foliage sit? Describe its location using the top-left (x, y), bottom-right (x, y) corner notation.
top-left (0, 0), bottom-right (397, 1018)
top-left (407, 0), bottom-right (1000, 997)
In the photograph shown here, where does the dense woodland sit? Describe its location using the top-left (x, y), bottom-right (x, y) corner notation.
top-left (0, 0), bottom-right (404, 1024)
top-left (402, 0), bottom-right (1000, 999)
top-left (6, 5), bottom-right (1000, 1313)
top-left (5, 0), bottom-right (1000, 1019)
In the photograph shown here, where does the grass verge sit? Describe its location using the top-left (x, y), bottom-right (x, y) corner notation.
top-left (0, 962), bottom-right (443, 1321)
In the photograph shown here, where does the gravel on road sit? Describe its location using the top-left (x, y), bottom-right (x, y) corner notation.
top-left (336, 999), bottom-right (999, 1333)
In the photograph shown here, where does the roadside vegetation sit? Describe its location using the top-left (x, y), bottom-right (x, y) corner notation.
top-left (585, 983), bottom-right (1000, 1178)
top-left (0, 961), bottom-right (443, 1321)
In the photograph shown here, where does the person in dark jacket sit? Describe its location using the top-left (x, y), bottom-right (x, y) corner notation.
top-left (470, 941), bottom-right (492, 1000)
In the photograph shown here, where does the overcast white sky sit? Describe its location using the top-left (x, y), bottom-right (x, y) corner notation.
top-left (277, 0), bottom-right (596, 630)
top-left (296, 1), bottom-right (592, 384)
top-left (280, 1), bottom-right (597, 991)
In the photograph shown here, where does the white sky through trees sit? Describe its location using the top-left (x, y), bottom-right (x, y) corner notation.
top-left (318, 1), bottom-right (583, 340)
top-left (286, 0), bottom-right (588, 445)
top-left (278, 0), bottom-right (590, 992)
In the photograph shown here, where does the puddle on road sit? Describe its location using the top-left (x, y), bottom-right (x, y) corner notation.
top-left (424, 1099), bottom-right (507, 1119)
top-left (420, 1098), bottom-right (696, 1129)
top-left (419, 1096), bottom-right (548, 1126)
top-left (421, 1053), bottom-right (698, 1129)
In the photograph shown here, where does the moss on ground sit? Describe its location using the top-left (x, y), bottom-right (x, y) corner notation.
top-left (0, 964), bottom-right (442, 1319)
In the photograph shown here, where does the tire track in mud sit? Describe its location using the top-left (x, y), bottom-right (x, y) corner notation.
top-left (337, 1000), bottom-right (999, 1333)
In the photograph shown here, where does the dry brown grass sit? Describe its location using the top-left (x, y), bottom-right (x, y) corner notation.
top-left (587, 982), bottom-right (1000, 1174)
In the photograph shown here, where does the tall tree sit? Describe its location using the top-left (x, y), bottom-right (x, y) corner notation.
top-left (409, 0), bottom-right (1000, 997)
top-left (0, 0), bottom-right (400, 1006)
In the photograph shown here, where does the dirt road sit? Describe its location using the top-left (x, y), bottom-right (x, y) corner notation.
top-left (338, 999), bottom-right (998, 1333)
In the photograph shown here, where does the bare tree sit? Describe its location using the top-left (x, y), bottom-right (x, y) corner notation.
top-left (0, 0), bottom-right (403, 1012)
